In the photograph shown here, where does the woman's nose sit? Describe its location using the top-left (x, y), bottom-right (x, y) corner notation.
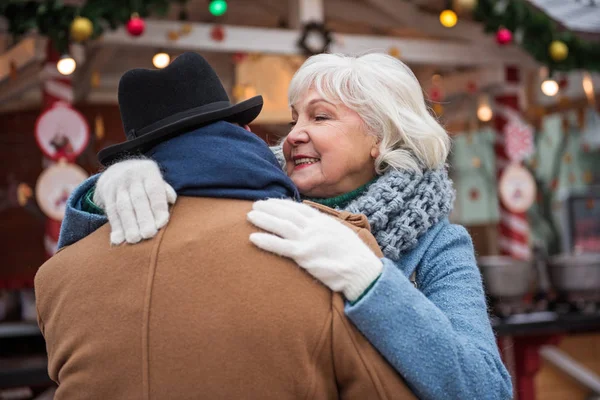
top-left (286, 125), bottom-right (309, 145)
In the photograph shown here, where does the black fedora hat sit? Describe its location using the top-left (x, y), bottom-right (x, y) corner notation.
top-left (97, 52), bottom-right (263, 166)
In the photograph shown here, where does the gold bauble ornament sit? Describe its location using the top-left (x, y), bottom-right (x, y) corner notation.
top-left (90, 71), bottom-right (101, 88)
top-left (432, 103), bottom-right (444, 116)
top-left (180, 23), bottom-right (193, 35)
top-left (549, 40), bottom-right (568, 62)
top-left (70, 17), bottom-right (94, 42)
top-left (167, 30), bottom-right (180, 41)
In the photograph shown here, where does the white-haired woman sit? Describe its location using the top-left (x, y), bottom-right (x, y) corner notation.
top-left (64, 53), bottom-right (512, 400)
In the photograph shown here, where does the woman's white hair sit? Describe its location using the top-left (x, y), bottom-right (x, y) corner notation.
top-left (288, 53), bottom-right (450, 174)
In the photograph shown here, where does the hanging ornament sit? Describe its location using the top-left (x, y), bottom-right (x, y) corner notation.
top-left (469, 188), bottom-right (480, 201)
top-left (430, 87), bottom-right (443, 102)
top-left (388, 47), bottom-right (401, 59)
top-left (298, 22), bottom-right (332, 56)
top-left (467, 81), bottom-right (478, 94)
top-left (70, 16), bottom-right (93, 42)
top-left (90, 71), bottom-right (101, 88)
top-left (439, 10), bottom-right (458, 28)
top-left (498, 164), bottom-right (537, 213)
top-left (211, 25), bottom-right (225, 42)
top-left (232, 52), bottom-right (248, 64)
top-left (35, 103), bottom-right (90, 162)
top-left (209, 0), bottom-right (228, 16)
top-left (432, 103), bottom-right (444, 116)
top-left (9, 60), bottom-right (17, 80)
top-left (95, 114), bottom-right (105, 141)
top-left (167, 30), bottom-right (180, 41)
top-left (496, 28), bottom-right (512, 45)
top-left (180, 23), bottom-right (193, 35)
top-left (126, 13), bottom-right (145, 37)
top-left (549, 40), bottom-right (568, 62)
top-left (454, 0), bottom-right (477, 12)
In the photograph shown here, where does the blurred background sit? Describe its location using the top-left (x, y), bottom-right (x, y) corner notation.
top-left (0, 0), bottom-right (599, 399)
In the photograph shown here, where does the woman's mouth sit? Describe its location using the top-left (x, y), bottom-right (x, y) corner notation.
top-left (293, 157), bottom-right (320, 170)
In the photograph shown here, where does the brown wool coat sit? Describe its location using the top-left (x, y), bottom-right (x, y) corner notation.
top-left (35, 197), bottom-right (416, 400)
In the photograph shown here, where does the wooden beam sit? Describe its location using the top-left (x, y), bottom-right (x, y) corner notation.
top-left (289, 0), bottom-right (324, 29)
top-left (0, 62), bottom-right (42, 105)
top-left (0, 36), bottom-right (45, 83)
top-left (72, 46), bottom-right (115, 104)
top-left (324, 0), bottom-right (401, 31)
top-left (101, 21), bottom-right (538, 68)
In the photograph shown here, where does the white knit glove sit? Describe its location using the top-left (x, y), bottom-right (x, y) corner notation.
top-left (247, 199), bottom-right (383, 302)
top-left (94, 159), bottom-right (177, 245)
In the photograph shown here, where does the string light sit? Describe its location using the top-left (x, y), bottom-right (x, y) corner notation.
top-left (439, 10), bottom-right (458, 28)
top-left (541, 79), bottom-right (559, 97)
top-left (209, 0), bottom-right (227, 16)
top-left (152, 52), bottom-right (171, 69)
top-left (477, 95), bottom-right (493, 122)
top-left (582, 71), bottom-right (595, 104)
top-left (57, 54), bottom-right (76, 76)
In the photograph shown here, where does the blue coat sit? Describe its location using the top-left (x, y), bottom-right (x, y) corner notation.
top-left (58, 175), bottom-right (512, 400)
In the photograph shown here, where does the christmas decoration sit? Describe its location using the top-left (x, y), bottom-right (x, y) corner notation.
top-left (498, 163), bottom-right (536, 213)
top-left (70, 16), bottom-right (93, 42)
top-left (469, 188), bottom-right (480, 201)
top-left (210, 25), bottom-right (225, 42)
top-left (474, 0), bottom-right (600, 72)
top-left (430, 87), bottom-right (443, 102)
top-left (432, 103), bottom-right (444, 116)
top-left (541, 79), bottom-right (558, 96)
top-left (35, 161), bottom-right (88, 221)
top-left (152, 52), bottom-right (170, 69)
top-left (549, 40), bottom-right (568, 62)
top-left (167, 30), bottom-right (180, 41)
top-left (90, 71), bottom-right (101, 88)
top-left (35, 103), bottom-right (90, 162)
top-left (209, 0), bottom-right (227, 16)
top-left (232, 52), bottom-right (248, 64)
top-left (298, 22), bottom-right (332, 56)
top-left (504, 112), bottom-right (534, 162)
top-left (439, 9), bottom-right (458, 28)
top-left (495, 28), bottom-right (512, 45)
top-left (95, 114), bottom-right (105, 141)
top-left (180, 23), bottom-right (193, 35)
top-left (1, 0), bottom-right (185, 54)
top-left (388, 47), bottom-right (401, 58)
top-left (126, 14), bottom-right (145, 36)
top-left (56, 54), bottom-right (76, 76)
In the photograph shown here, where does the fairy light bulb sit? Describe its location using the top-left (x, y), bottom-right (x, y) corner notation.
top-left (57, 54), bottom-right (76, 76)
top-left (440, 10), bottom-right (458, 28)
top-left (541, 79), bottom-right (559, 97)
top-left (152, 52), bottom-right (170, 69)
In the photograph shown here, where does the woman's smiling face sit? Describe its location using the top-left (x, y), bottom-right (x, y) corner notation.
top-left (283, 89), bottom-right (379, 198)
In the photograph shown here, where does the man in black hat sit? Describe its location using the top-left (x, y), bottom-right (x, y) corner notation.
top-left (35, 52), bottom-right (415, 400)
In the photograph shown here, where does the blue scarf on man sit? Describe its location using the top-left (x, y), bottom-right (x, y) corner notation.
top-left (57, 121), bottom-right (298, 249)
top-left (148, 121), bottom-right (299, 200)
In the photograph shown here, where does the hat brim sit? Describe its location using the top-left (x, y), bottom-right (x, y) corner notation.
top-left (97, 95), bottom-right (263, 166)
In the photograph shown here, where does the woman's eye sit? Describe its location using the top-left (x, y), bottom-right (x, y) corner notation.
top-left (289, 121), bottom-right (297, 127)
top-left (315, 115), bottom-right (329, 121)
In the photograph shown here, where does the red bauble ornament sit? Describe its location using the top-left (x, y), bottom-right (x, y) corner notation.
top-left (467, 81), bottom-right (477, 94)
top-left (430, 87), bottom-right (442, 102)
top-left (232, 52), bottom-right (248, 64)
top-left (126, 14), bottom-right (145, 37)
top-left (211, 25), bottom-right (225, 42)
top-left (496, 28), bottom-right (512, 45)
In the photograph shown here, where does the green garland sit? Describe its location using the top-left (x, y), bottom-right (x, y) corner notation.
top-left (474, 0), bottom-right (600, 73)
top-left (0, 0), bottom-right (188, 54)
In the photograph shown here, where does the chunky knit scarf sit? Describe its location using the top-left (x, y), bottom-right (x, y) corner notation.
top-left (341, 169), bottom-right (455, 261)
top-left (270, 145), bottom-right (455, 261)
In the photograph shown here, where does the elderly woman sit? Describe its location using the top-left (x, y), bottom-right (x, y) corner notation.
top-left (69, 53), bottom-right (512, 400)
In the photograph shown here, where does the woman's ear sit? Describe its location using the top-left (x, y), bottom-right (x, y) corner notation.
top-left (370, 138), bottom-right (380, 159)
top-left (243, 125), bottom-right (252, 132)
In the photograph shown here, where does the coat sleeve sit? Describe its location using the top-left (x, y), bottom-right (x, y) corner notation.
top-left (345, 224), bottom-right (513, 400)
top-left (329, 295), bottom-right (417, 400)
top-left (57, 174), bottom-right (108, 249)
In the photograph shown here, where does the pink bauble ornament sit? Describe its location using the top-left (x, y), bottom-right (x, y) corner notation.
top-left (496, 28), bottom-right (512, 45)
top-left (126, 15), bottom-right (145, 37)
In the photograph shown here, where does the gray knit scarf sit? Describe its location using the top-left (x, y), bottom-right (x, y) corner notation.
top-left (341, 168), bottom-right (455, 261)
top-left (270, 145), bottom-right (455, 261)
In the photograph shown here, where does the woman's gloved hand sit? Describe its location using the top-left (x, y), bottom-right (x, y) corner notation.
top-left (94, 158), bottom-right (177, 245)
top-left (247, 199), bottom-right (383, 302)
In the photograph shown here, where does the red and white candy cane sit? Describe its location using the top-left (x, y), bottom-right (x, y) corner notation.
top-left (494, 67), bottom-right (531, 261)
